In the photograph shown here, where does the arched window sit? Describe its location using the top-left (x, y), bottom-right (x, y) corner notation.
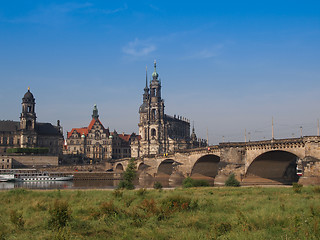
top-left (145, 128), bottom-right (148, 140)
top-left (152, 109), bottom-right (156, 120)
top-left (26, 120), bottom-right (32, 130)
top-left (151, 128), bottom-right (156, 137)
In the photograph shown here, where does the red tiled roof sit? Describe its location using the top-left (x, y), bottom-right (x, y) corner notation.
top-left (67, 118), bottom-right (108, 139)
top-left (118, 134), bottom-right (131, 142)
top-left (67, 127), bottom-right (88, 138)
top-left (88, 118), bottom-right (105, 131)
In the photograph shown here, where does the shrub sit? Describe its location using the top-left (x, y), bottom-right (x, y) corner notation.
top-left (118, 158), bottom-right (137, 190)
top-left (136, 188), bottom-right (147, 197)
top-left (9, 210), bottom-right (24, 229)
top-left (48, 200), bottom-right (71, 229)
top-left (292, 182), bottom-right (303, 193)
top-left (153, 182), bottom-right (163, 190)
top-left (313, 186), bottom-right (320, 193)
top-left (112, 189), bottom-right (123, 198)
top-left (100, 201), bottom-right (119, 217)
top-left (182, 177), bottom-right (209, 188)
top-left (139, 199), bottom-right (159, 215)
top-left (161, 195), bottom-right (198, 212)
top-left (215, 222), bottom-right (232, 236)
top-left (225, 173), bottom-right (240, 187)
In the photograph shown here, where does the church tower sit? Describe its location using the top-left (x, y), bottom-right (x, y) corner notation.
top-left (138, 61), bottom-right (166, 155)
top-left (20, 87), bottom-right (37, 147)
top-left (20, 87), bottom-right (36, 131)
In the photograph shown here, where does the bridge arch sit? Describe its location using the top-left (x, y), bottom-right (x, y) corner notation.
top-left (191, 154), bottom-right (220, 178)
top-left (157, 159), bottom-right (175, 175)
top-left (245, 150), bottom-right (300, 184)
top-left (137, 162), bottom-right (148, 171)
top-left (115, 163), bottom-right (124, 172)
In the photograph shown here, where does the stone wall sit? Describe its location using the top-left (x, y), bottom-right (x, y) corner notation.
top-left (1, 155), bottom-right (59, 168)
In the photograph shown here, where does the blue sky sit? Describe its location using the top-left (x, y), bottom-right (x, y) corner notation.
top-left (0, 0), bottom-right (319, 144)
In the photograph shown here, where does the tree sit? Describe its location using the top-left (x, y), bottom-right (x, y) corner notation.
top-left (118, 158), bottom-right (137, 190)
top-left (225, 173), bottom-right (240, 187)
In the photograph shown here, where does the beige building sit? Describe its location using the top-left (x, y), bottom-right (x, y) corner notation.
top-left (131, 61), bottom-right (206, 158)
top-left (66, 105), bottom-right (132, 161)
top-left (0, 88), bottom-right (64, 157)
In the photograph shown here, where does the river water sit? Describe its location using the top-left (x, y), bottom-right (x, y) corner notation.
top-left (0, 178), bottom-right (175, 190)
top-left (0, 180), bottom-right (120, 190)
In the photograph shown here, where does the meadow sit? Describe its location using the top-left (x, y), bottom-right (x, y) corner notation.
top-left (0, 186), bottom-right (319, 240)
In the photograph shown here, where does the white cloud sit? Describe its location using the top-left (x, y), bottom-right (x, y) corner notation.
top-left (122, 38), bottom-right (156, 57)
top-left (100, 4), bottom-right (128, 14)
top-left (52, 2), bottom-right (93, 13)
top-left (183, 43), bottom-right (225, 60)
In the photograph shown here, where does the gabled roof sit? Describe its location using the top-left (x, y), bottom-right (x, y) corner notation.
top-left (67, 127), bottom-right (88, 138)
top-left (88, 118), bottom-right (105, 132)
top-left (118, 134), bottom-right (131, 142)
top-left (67, 118), bottom-right (109, 139)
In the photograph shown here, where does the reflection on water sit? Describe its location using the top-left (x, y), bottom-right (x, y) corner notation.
top-left (0, 180), bottom-right (122, 190)
top-left (0, 171), bottom-right (206, 190)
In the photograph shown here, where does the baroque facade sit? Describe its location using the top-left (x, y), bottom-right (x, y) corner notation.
top-left (131, 61), bottom-right (206, 157)
top-left (65, 105), bottom-right (132, 161)
top-left (0, 88), bottom-right (64, 156)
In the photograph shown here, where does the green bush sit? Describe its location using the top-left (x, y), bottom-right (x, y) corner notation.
top-left (112, 189), bottom-right (123, 198)
top-left (182, 177), bottom-right (209, 188)
top-left (136, 188), bottom-right (147, 196)
top-left (225, 173), bottom-right (240, 187)
top-left (48, 200), bottom-right (71, 229)
top-left (153, 181), bottom-right (163, 190)
top-left (118, 158), bottom-right (137, 190)
top-left (6, 147), bottom-right (49, 154)
top-left (292, 182), bottom-right (303, 193)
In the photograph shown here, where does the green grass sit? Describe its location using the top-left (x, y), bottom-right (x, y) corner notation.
top-left (0, 186), bottom-right (319, 239)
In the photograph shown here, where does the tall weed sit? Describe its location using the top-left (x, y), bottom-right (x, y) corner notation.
top-left (48, 200), bottom-right (72, 230)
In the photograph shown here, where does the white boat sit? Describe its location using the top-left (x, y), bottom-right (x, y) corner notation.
top-left (14, 172), bottom-right (73, 182)
top-left (0, 174), bottom-right (15, 182)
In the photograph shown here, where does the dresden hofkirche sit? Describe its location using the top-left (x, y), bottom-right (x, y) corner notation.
top-left (131, 61), bottom-right (206, 157)
top-left (0, 88), bottom-right (64, 155)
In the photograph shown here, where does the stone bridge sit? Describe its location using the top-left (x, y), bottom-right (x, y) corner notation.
top-left (112, 136), bottom-right (320, 186)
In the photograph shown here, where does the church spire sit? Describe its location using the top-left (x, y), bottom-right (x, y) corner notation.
top-left (145, 65), bottom-right (148, 90)
top-left (92, 104), bottom-right (99, 119)
top-left (152, 59), bottom-right (158, 80)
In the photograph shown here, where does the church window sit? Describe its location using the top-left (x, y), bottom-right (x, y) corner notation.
top-left (151, 128), bottom-right (156, 137)
top-left (145, 128), bottom-right (147, 140)
top-left (26, 120), bottom-right (32, 130)
top-left (3, 137), bottom-right (7, 145)
top-left (152, 109), bottom-right (156, 120)
top-left (28, 106), bottom-right (32, 112)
